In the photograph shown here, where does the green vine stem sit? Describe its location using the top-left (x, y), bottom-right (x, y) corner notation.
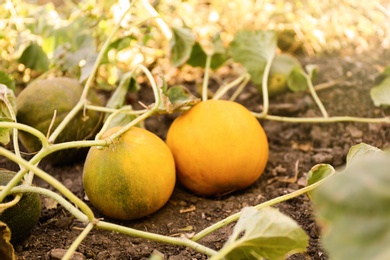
top-left (229, 73), bottom-right (251, 101)
top-left (191, 168), bottom-right (336, 242)
top-left (0, 122), bottom-right (49, 148)
top-left (48, 3), bottom-right (135, 144)
top-left (213, 72), bottom-right (250, 101)
top-left (0, 147), bottom-right (95, 220)
top-left (260, 114), bottom-right (390, 123)
top-left (257, 50), bottom-right (276, 118)
top-left (8, 186), bottom-right (88, 222)
top-left (305, 72), bottom-right (329, 118)
top-left (63, 222), bottom-right (95, 260)
top-left (202, 54), bottom-right (212, 101)
top-left (96, 221), bottom-right (218, 257)
top-left (140, 0), bottom-right (173, 41)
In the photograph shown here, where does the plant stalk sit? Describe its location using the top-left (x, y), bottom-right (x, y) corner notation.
top-left (96, 221), bottom-right (218, 256)
top-left (191, 169), bottom-right (335, 242)
top-left (259, 114), bottom-right (390, 124)
top-left (257, 50), bottom-right (275, 117)
top-left (202, 54), bottom-right (212, 101)
top-left (63, 222), bottom-right (95, 260)
top-left (305, 73), bottom-right (329, 118)
top-left (9, 186), bottom-right (88, 223)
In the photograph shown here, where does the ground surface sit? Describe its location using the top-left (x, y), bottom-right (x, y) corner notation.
top-left (2, 49), bottom-right (390, 259)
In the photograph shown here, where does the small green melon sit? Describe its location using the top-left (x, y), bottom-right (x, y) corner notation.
top-left (0, 169), bottom-right (41, 243)
top-left (16, 77), bottom-right (103, 165)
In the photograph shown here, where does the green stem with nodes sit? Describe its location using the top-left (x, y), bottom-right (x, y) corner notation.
top-left (260, 114), bottom-right (390, 124)
top-left (9, 186), bottom-right (88, 223)
top-left (191, 169), bottom-right (335, 242)
top-left (0, 147), bottom-right (94, 220)
top-left (213, 72), bottom-right (250, 100)
top-left (305, 72), bottom-right (329, 118)
top-left (63, 222), bottom-right (95, 260)
top-left (48, 2), bottom-right (135, 144)
top-left (202, 54), bottom-right (212, 101)
top-left (96, 221), bottom-right (218, 257)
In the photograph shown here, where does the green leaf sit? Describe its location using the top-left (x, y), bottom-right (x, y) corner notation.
top-left (18, 42), bottom-right (50, 72)
top-left (311, 149), bottom-right (390, 260)
top-left (187, 34), bottom-right (229, 70)
top-left (346, 142), bottom-right (382, 167)
top-left (370, 77), bottom-right (390, 106)
top-left (306, 164), bottom-right (335, 199)
top-left (215, 207), bottom-right (308, 260)
top-left (286, 67), bottom-right (308, 92)
top-left (230, 30), bottom-right (277, 85)
top-left (0, 72), bottom-right (15, 91)
top-left (170, 27), bottom-right (196, 67)
top-left (307, 164), bottom-right (335, 186)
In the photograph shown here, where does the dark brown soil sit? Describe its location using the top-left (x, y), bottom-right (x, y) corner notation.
top-left (2, 49), bottom-right (390, 259)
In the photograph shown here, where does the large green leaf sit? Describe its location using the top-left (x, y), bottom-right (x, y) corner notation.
top-left (187, 34), bottom-right (229, 70)
top-left (230, 30), bottom-right (277, 85)
top-left (170, 27), bottom-right (196, 67)
top-left (312, 147), bottom-right (390, 260)
top-left (214, 207), bottom-right (308, 260)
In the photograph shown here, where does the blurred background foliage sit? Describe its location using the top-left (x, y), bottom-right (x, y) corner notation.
top-left (1, 0), bottom-right (389, 90)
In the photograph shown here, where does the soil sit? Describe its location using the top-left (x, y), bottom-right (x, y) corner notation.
top-left (2, 49), bottom-right (390, 260)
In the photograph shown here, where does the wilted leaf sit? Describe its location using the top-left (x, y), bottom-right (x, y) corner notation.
top-left (0, 84), bottom-right (16, 145)
top-left (311, 150), bottom-right (390, 260)
top-left (370, 77), bottom-right (390, 106)
top-left (230, 30), bottom-right (277, 85)
top-left (18, 42), bottom-right (50, 72)
top-left (160, 85), bottom-right (200, 113)
top-left (0, 221), bottom-right (15, 260)
top-left (170, 27), bottom-right (196, 67)
top-left (215, 207), bottom-right (308, 260)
